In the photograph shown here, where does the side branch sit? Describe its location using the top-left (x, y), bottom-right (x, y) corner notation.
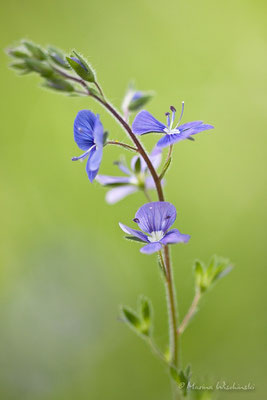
top-left (177, 290), bottom-right (201, 335)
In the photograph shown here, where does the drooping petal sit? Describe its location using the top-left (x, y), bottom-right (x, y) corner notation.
top-left (96, 175), bottom-right (132, 186)
top-left (89, 147), bottom-right (103, 171)
top-left (135, 202), bottom-right (177, 234)
top-left (178, 121), bottom-right (203, 131)
top-left (93, 115), bottom-right (104, 147)
top-left (106, 186), bottom-right (138, 204)
top-left (119, 223), bottom-right (148, 242)
top-left (86, 148), bottom-right (99, 183)
top-left (156, 134), bottom-right (184, 148)
top-left (74, 110), bottom-right (96, 150)
top-left (132, 110), bottom-right (166, 135)
top-left (160, 229), bottom-right (191, 245)
top-left (140, 242), bottom-right (162, 254)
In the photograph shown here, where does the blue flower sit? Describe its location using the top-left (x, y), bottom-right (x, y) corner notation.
top-left (72, 110), bottom-right (104, 182)
top-left (132, 102), bottom-right (214, 149)
top-left (119, 202), bottom-right (190, 254)
top-left (96, 151), bottom-right (162, 204)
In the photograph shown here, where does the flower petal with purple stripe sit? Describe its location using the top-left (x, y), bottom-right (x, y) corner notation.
top-left (132, 110), bottom-right (166, 135)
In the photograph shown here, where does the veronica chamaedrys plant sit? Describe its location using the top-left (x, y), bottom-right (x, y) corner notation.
top-left (96, 151), bottom-right (162, 204)
top-left (7, 39), bottom-right (233, 400)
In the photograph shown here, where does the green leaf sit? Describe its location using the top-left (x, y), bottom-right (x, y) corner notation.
top-left (128, 94), bottom-right (153, 112)
top-left (139, 296), bottom-right (151, 323)
top-left (121, 306), bottom-right (141, 331)
top-left (22, 40), bottom-right (46, 60)
top-left (103, 131), bottom-right (109, 145)
top-left (194, 260), bottom-right (206, 292)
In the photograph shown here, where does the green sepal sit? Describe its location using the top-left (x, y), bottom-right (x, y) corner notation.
top-left (128, 93), bottom-right (153, 112)
top-left (8, 49), bottom-right (29, 59)
top-left (9, 62), bottom-right (32, 75)
top-left (24, 58), bottom-right (54, 78)
top-left (133, 156), bottom-right (141, 174)
top-left (42, 78), bottom-right (75, 92)
top-left (103, 131), bottom-right (109, 146)
top-left (125, 236), bottom-right (145, 243)
top-left (139, 296), bottom-right (152, 336)
top-left (194, 256), bottom-right (233, 293)
top-left (47, 46), bottom-right (70, 69)
top-left (66, 50), bottom-right (95, 82)
top-left (22, 40), bottom-right (47, 60)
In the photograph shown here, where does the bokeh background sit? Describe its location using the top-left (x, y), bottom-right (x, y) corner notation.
top-left (0, 0), bottom-right (266, 399)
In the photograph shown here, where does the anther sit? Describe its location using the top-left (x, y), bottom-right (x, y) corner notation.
top-left (133, 218), bottom-right (140, 223)
top-left (170, 106), bottom-right (176, 112)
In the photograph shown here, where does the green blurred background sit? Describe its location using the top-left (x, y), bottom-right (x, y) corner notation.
top-left (0, 0), bottom-right (266, 399)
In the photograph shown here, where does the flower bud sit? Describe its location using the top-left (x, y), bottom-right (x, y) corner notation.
top-left (22, 40), bottom-right (47, 61)
top-left (66, 51), bottom-right (95, 82)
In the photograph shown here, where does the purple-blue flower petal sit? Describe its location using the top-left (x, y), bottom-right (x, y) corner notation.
top-left (93, 115), bottom-right (104, 147)
top-left (140, 242), bottom-right (162, 254)
top-left (135, 202), bottom-right (176, 234)
top-left (119, 223), bottom-right (148, 242)
top-left (156, 134), bottom-right (183, 148)
top-left (132, 110), bottom-right (166, 135)
top-left (74, 110), bottom-right (96, 150)
top-left (106, 186), bottom-right (137, 204)
top-left (114, 161), bottom-right (131, 175)
top-left (96, 175), bottom-right (132, 186)
top-left (70, 57), bottom-right (87, 70)
top-left (89, 147), bottom-right (103, 171)
top-left (86, 148), bottom-right (99, 183)
top-left (183, 123), bottom-right (214, 136)
top-left (178, 121), bottom-right (203, 131)
top-left (160, 229), bottom-right (190, 245)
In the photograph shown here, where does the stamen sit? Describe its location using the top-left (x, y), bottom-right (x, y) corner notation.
top-left (165, 112), bottom-right (170, 128)
top-left (170, 106), bottom-right (176, 129)
top-left (72, 144), bottom-right (96, 161)
top-left (176, 101), bottom-right (185, 127)
top-left (133, 218), bottom-right (140, 223)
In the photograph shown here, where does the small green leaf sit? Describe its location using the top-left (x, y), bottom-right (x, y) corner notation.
top-left (194, 260), bottom-right (206, 292)
top-left (121, 306), bottom-right (141, 331)
top-left (139, 296), bottom-right (151, 323)
top-left (103, 131), bottom-right (109, 145)
top-left (22, 40), bottom-right (46, 60)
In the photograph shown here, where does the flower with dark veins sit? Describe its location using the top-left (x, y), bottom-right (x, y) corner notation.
top-left (132, 102), bottom-right (214, 149)
top-left (72, 110), bottom-right (104, 182)
top-left (96, 151), bottom-right (162, 204)
top-left (119, 202), bottom-right (190, 254)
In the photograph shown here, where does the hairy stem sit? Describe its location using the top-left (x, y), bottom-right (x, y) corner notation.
top-left (178, 290), bottom-right (201, 335)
